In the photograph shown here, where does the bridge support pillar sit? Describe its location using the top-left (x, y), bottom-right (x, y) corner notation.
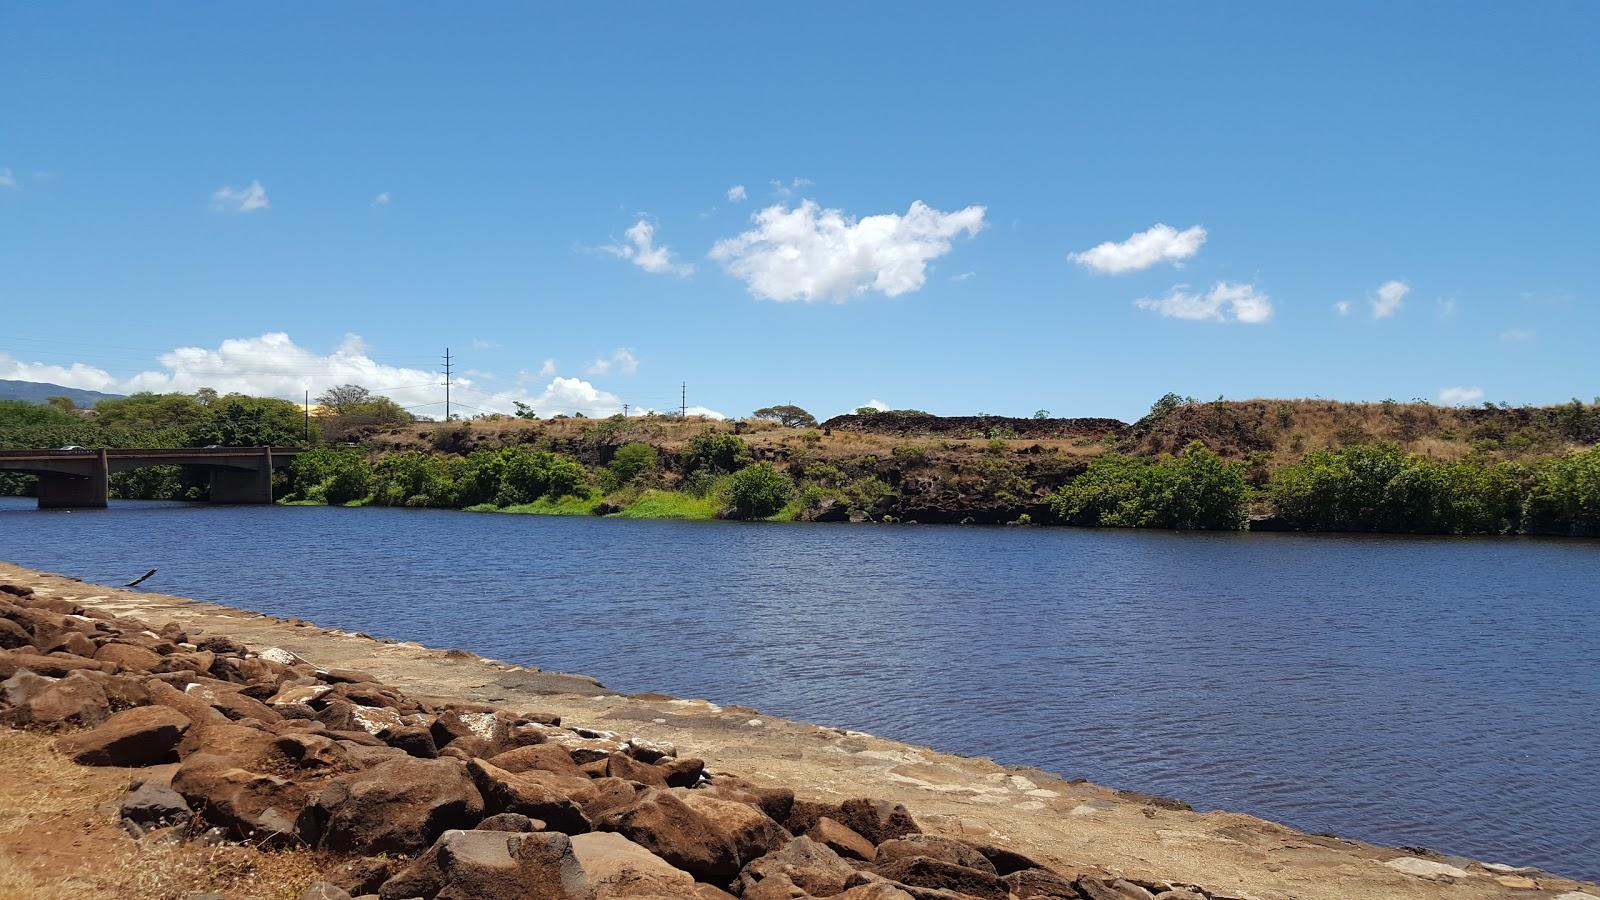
top-left (37, 450), bottom-right (109, 509)
top-left (208, 448), bottom-right (275, 504)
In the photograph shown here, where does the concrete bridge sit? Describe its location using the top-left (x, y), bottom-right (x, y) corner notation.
top-left (0, 447), bottom-right (302, 508)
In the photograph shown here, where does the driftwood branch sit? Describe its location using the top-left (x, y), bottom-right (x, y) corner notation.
top-left (125, 569), bottom-right (157, 588)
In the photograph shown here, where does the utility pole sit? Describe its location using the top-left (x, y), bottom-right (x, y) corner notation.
top-left (681, 382), bottom-right (687, 419)
top-left (304, 389), bottom-right (310, 446)
top-left (442, 348), bottom-right (453, 422)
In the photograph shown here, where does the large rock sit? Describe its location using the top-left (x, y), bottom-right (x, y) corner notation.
top-left (679, 791), bottom-right (792, 868)
top-left (58, 704), bottom-right (191, 766)
top-left (0, 650), bottom-right (113, 679)
top-left (569, 831), bottom-right (698, 896)
top-left (318, 756), bottom-right (485, 855)
top-left (2, 670), bottom-right (110, 727)
top-left (874, 835), bottom-right (994, 873)
top-left (145, 677), bottom-right (229, 726)
top-left (807, 816), bottom-right (876, 862)
top-left (702, 776), bottom-right (793, 822)
top-left (1002, 867), bottom-right (1083, 898)
top-left (93, 642), bottom-right (164, 674)
top-left (594, 788), bottom-right (740, 885)
top-left (870, 856), bottom-right (1008, 900)
top-left (835, 798), bottom-right (920, 846)
top-left (172, 752), bottom-right (317, 846)
top-left (737, 836), bottom-right (856, 898)
top-left (120, 779), bottom-right (193, 826)
top-left (0, 618), bottom-right (30, 649)
top-left (378, 829), bottom-right (595, 900)
top-left (467, 759), bottom-right (595, 835)
top-left (486, 742), bottom-right (586, 778)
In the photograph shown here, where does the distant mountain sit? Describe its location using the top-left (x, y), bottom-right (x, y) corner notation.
top-left (0, 379), bottom-right (124, 406)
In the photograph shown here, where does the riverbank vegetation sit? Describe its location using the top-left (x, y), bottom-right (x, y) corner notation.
top-left (4, 387), bottom-right (1599, 536)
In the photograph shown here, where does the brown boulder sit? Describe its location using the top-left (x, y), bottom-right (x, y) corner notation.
top-left (58, 704), bottom-right (191, 766)
top-left (145, 678), bottom-right (229, 726)
top-left (659, 756), bottom-right (707, 788)
top-left (569, 830), bottom-right (699, 896)
top-left (0, 618), bottom-right (30, 649)
top-left (807, 816), bottom-right (876, 862)
top-left (487, 742), bottom-right (586, 778)
top-left (875, 835), bottom-right (994, 873)
top-left (172, 752), bottom-right (317, 846)
top-left (606, 752), bottom-right (668, 787)
top-left (679, 791), bottom-right (793, 868)
top-left (378, 829), bottom-right (596, 900)
top-left (0, 649), bottom-right (113, 678)
top-left (3, 670), bottom-right (110, 727)
top-left (318, 756), bottom-right (485, 855)
top-left (1004, 868), bottom-right (1085, 898)
top-left (594, 788), bottom-right (740, 884)
top-left (1079, 879), bottom-right (1158, 900)
top-left (467, 759), bottom-right (594, 835)
top-left (835, 798), bottom-right (920, 845)
top-left (381, 723), bottom-right (440, 758)
top-left (737, 836), bottom-right (856, 898)
top-left (702, 776), bottom-right (793, 822)
top-left (872, 857), bottom-right (1008, 900)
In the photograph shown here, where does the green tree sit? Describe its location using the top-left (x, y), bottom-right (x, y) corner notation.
top-left (854, 406), bottom-right (882, 416)
top-left (1523, 446), bottom-right (1600, 536)
top-left (94, 392), bottom-right (208, 430)
top-left (513, 401), bottom-right (539, 420)
top-left (752, 404), bottom-right (818, 428)
top-left (609, 442), bottom-right (658, 483)
top-left (729, 462), bottom-right (794, 518)
top-left (1051, 443), bottom-right (1246, 530)
top-left (1032, 409), bottom-right (1051, 419)
top-left (188, 394), bottom-right (309, 447)
top-left (684, 432), bottom-right (752, 474)
top-left (289, 447), bottom-right (374, 504)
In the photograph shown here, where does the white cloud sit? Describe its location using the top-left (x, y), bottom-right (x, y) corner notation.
top-left (1069, 223), bottom-right (1206, 274)
top-left (1, 332), bottom-right (699, 420)
top-left (1439, 386), bottom-right (1484, 406)
top-left (770, 177), bottom-right (812, 199)
top-left (210, 180), bottom-right (270, 213)
top-left (373, 192), bottom-right (391, 207)
top-left (1333, 301), bottom-right (1352, 316)
top-left (726, 184), bottom-right (747, 203)
top-left (0, 167), bottom-right (16, 189)
top-left (1370, 279), bottom-right (1409, 318)
top-left (601, 217), bottom-right (692, 276)
top-left (710, 200), bottom-right (986, 302)
top-left (951, 271), bottom-right (976, 282)
top-left (861, 399), bottom-right (890, 412)
top-left (1500, 328), bottom-right (1535, 342)
top-left (1135, 282), bottom-right (1273, 324)
top-left (584, 348), bottom-right (639, 377)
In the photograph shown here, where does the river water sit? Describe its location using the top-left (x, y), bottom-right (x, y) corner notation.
top-left (1, 498), bottom-right (1596, 878)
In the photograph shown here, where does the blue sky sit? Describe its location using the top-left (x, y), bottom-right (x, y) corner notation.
top-left (2, 4), bottom-right (1596, 421)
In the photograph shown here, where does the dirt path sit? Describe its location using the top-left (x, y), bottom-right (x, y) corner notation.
top-left (2, 560), bottom-right (1594, 900)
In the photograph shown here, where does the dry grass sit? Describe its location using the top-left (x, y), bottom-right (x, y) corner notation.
top-left (0, 728), bottom-right (329, 900)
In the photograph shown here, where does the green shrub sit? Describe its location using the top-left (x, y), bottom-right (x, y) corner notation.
top-left (1051, 442), bottom-right (1247, 530)
top-left (1270, 444), bottom-right (1525, 534)
top-left (1523, 445), bottom-right (1600, 536)
top-left (609, 442), bottom-right (658, 484)
top-left (729, 462), bottom-right (794, 518)
top-left (289, 447), bottom-right (374, 505)
top-left (684, 432), bottom-right (752, 474)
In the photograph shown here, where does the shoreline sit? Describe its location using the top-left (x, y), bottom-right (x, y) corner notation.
top-left (2, 559), bottom-right (1597, 899)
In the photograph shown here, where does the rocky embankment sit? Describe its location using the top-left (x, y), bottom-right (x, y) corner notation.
top-left (1, 565), bottom-right (1595, 900)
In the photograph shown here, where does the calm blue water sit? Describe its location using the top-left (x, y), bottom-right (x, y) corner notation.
top-left (1, 498), bottom-right (1596, 878)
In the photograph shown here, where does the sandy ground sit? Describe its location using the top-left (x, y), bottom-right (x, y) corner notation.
top-left (2, 560), bottom-right (1595, 900)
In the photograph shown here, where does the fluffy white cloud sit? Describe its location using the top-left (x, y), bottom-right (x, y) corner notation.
top-left (710, 200), bottom-right (986, 302)
top-left (1333, 300), bottom-right (1352, 316)
top-left (0, 167), bottom-right (16, 189)
top-left (1135, 282), bottom-right (1272, 324)
top-left (584, 348), bottom-right (639, 377)
top-left (601, 218), bottom-right (692, 276)
top-left (3, 333), bottom-right (714, 421)
top-left (1371, 279), bottom-right (1409, 318)
top-left (1069, 223), bottom-right (1206, 274)
top-left (1439, 386), bottom-right (1484, 405)
top-left (210, 180), bottom-right (270, 213)
top-left (726, 184), bottom-right (747, 203)
top-left (373, 192), bottom-right (391, 207)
